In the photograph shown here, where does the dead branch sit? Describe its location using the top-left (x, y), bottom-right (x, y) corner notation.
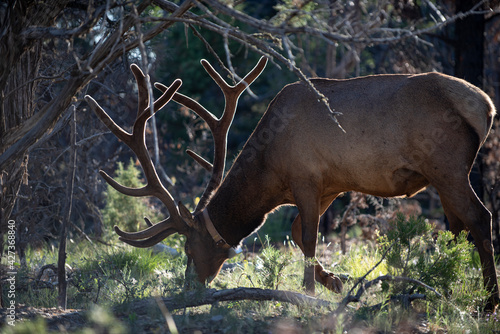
top-left (0, 0), bottom-right (193, 171)
top-left (126, 287), bottom-right (333, 314)
top-left (153, 0), bottom-right (344, 130)
top-left (127, 277), bottom-right (440, 317)
top-left (339, 193), bottom-right (367, 253)
top-left (333, 240), bottom-right (440, 313)
top-left (58, 105), bottom-right (77, 309)
top-left (200, 0), bottom-right (495, 45)
top-left (336, 274), bottom-right (443, 314)
top-left (355, 275), bottom-right (442, 301)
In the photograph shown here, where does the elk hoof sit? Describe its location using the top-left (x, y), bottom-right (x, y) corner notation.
top-left (484, 298), bottom-right (499, 313)
top-left (319, 271), bottom-right (343, 294)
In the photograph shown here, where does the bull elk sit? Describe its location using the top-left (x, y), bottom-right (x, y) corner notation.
top-left (85, 57), bottom-right (499, 311)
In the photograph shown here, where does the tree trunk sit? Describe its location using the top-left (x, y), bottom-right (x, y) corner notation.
top-left (454, 0), bottom-right (485, 86)
top-left (0, 0), bottom-right (45, 263)
top-left (454, 2), bottom-right (485, 201)
top-left (453, 0), bottom-right (500, 252)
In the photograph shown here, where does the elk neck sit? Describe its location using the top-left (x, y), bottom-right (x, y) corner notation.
top-left (203, 142), bottom-right (287, 246)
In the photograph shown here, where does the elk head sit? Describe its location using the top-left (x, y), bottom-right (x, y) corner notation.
top-left (85, 57), bottom-right (267, 284)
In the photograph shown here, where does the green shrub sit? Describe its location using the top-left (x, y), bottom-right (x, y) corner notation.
top-left (79, 247), bottom-right (170, 278)
top-left (377, 214), bottom-right (487, 308)
top-left (71, 246), bottom-right (185, 305)
top-left (101, 159), bottom-right (163, 238)
top-left (100, 159), bottom-right (186, 249)
top-left (254, 237), bottom-right (293, 290)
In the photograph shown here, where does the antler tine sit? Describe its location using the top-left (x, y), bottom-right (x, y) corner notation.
top-left (154, 83), bottom-right (218, 130)
top-left (131, 65), bottom-right (183, 133)
top-left (186, 149), bottom-right (213, 172)
top-left (132, 64), bottom-right (149, 120)
top-left (195, 56), bottom-right (268, 211)
top-left (85, 64), bottom-right (185, 240)
top-left (199, 56), bottom-right (268, 126)
top-left (118, 228), bottom-right (178, 248)
top-left (154, 57), bottom-right (268, 212)
top-left (113, 217), bottom-right (169, 240)
top-left (237, 56), bottom-right (268, 91)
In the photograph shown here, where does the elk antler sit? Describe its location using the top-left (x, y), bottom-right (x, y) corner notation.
top-left (155, 56), bottom-right (268, 212)
top-left (85, 65), bottom-right (187, 247)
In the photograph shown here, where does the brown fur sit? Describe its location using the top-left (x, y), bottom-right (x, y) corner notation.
top-left (188, 72), bottom-right (498, 310)
top-left (90, 64), bottom-right (498, 312)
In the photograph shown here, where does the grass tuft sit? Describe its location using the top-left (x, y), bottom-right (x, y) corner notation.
top-left (2, 214), bottom-right (499, 333)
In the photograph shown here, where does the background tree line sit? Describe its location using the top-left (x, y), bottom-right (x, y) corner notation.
top-left (1, 0), bottom-right (500, 277)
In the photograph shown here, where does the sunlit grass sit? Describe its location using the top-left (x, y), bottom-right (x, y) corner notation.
top-left (338, 242), bottom-right (388, 281)
top-left (3, 219), bottom-right (500, 333)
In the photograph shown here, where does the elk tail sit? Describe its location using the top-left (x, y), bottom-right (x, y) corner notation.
top-left (448, 78), bottom-right (496, 146)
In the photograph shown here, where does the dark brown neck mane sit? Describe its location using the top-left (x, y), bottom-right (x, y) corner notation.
top-left (206, 140), bottom-right (287, 246)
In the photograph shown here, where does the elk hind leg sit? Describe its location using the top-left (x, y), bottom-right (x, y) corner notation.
top-left (438, 184), bottom-right (499, 311)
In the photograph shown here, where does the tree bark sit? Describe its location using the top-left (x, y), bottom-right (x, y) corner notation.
top-left (0, 0), bottom-right (49, 264)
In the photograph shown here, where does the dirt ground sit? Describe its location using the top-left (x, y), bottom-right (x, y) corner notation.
top-left (0, 302), bottom-right (435, 334)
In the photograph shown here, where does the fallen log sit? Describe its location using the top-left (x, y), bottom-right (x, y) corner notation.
top-left (125, 287), bottom-right (333, 315)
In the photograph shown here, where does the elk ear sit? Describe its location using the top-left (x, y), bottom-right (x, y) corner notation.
top-left (178, 202), bottom-right (195, 228)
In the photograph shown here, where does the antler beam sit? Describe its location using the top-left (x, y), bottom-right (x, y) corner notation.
top-left (85, 64), bottom-right (187, 242)
top-left (155, 56), bottom-right (268, 212)
top-left (86, 57), bottom-right (267, 248)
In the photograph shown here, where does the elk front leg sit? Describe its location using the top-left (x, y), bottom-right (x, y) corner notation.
top-left (291, 214), bottom-right (343, 294)
top-left (291, 187), bottom-right (323, 294)
top-left (300, 216), bottom-right (319, 294)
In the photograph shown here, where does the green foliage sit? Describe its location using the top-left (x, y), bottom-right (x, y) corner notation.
top-left (420, 230), bottom-right (474, 295)
top-left (70, 246), bottom-right (185, 306)
top-left (272, 0), bottom-right (318, 27)
top-left (1, 317), bottom-right (47, 334)
top-left (79, 247), bottom-right (169, 279)
top-left (338, 242), bottom-right (387, 281)
top-left (101, 159), bottom-right (162, 238)
top-left (6, 219), bottom-right (498, 333)
top-left (254, 236), bottom-right (293, 289)
top-left (378, 214), bottom-right (487, 307)
top-left (7, 242), bottom-right (186, 312)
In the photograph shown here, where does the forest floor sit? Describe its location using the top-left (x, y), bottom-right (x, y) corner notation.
top-left (0, 299), bottom-right (434, 333)
top-left (0, 229), bottom-right (497, 334)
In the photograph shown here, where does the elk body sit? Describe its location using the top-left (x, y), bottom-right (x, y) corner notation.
top-left (86, 57), bottom-right (498, 311)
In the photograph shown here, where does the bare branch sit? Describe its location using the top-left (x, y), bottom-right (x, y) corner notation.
top-left (0, 0), bottom-right (193, 171)
top-left (360, 275), bottom-right (443, 299)
top-left (199, 0), bottom-right (496, 44)
top-left (21, 5), bottom-right (106, 40)
top-left (130, 287), bottom-right (333, 312)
